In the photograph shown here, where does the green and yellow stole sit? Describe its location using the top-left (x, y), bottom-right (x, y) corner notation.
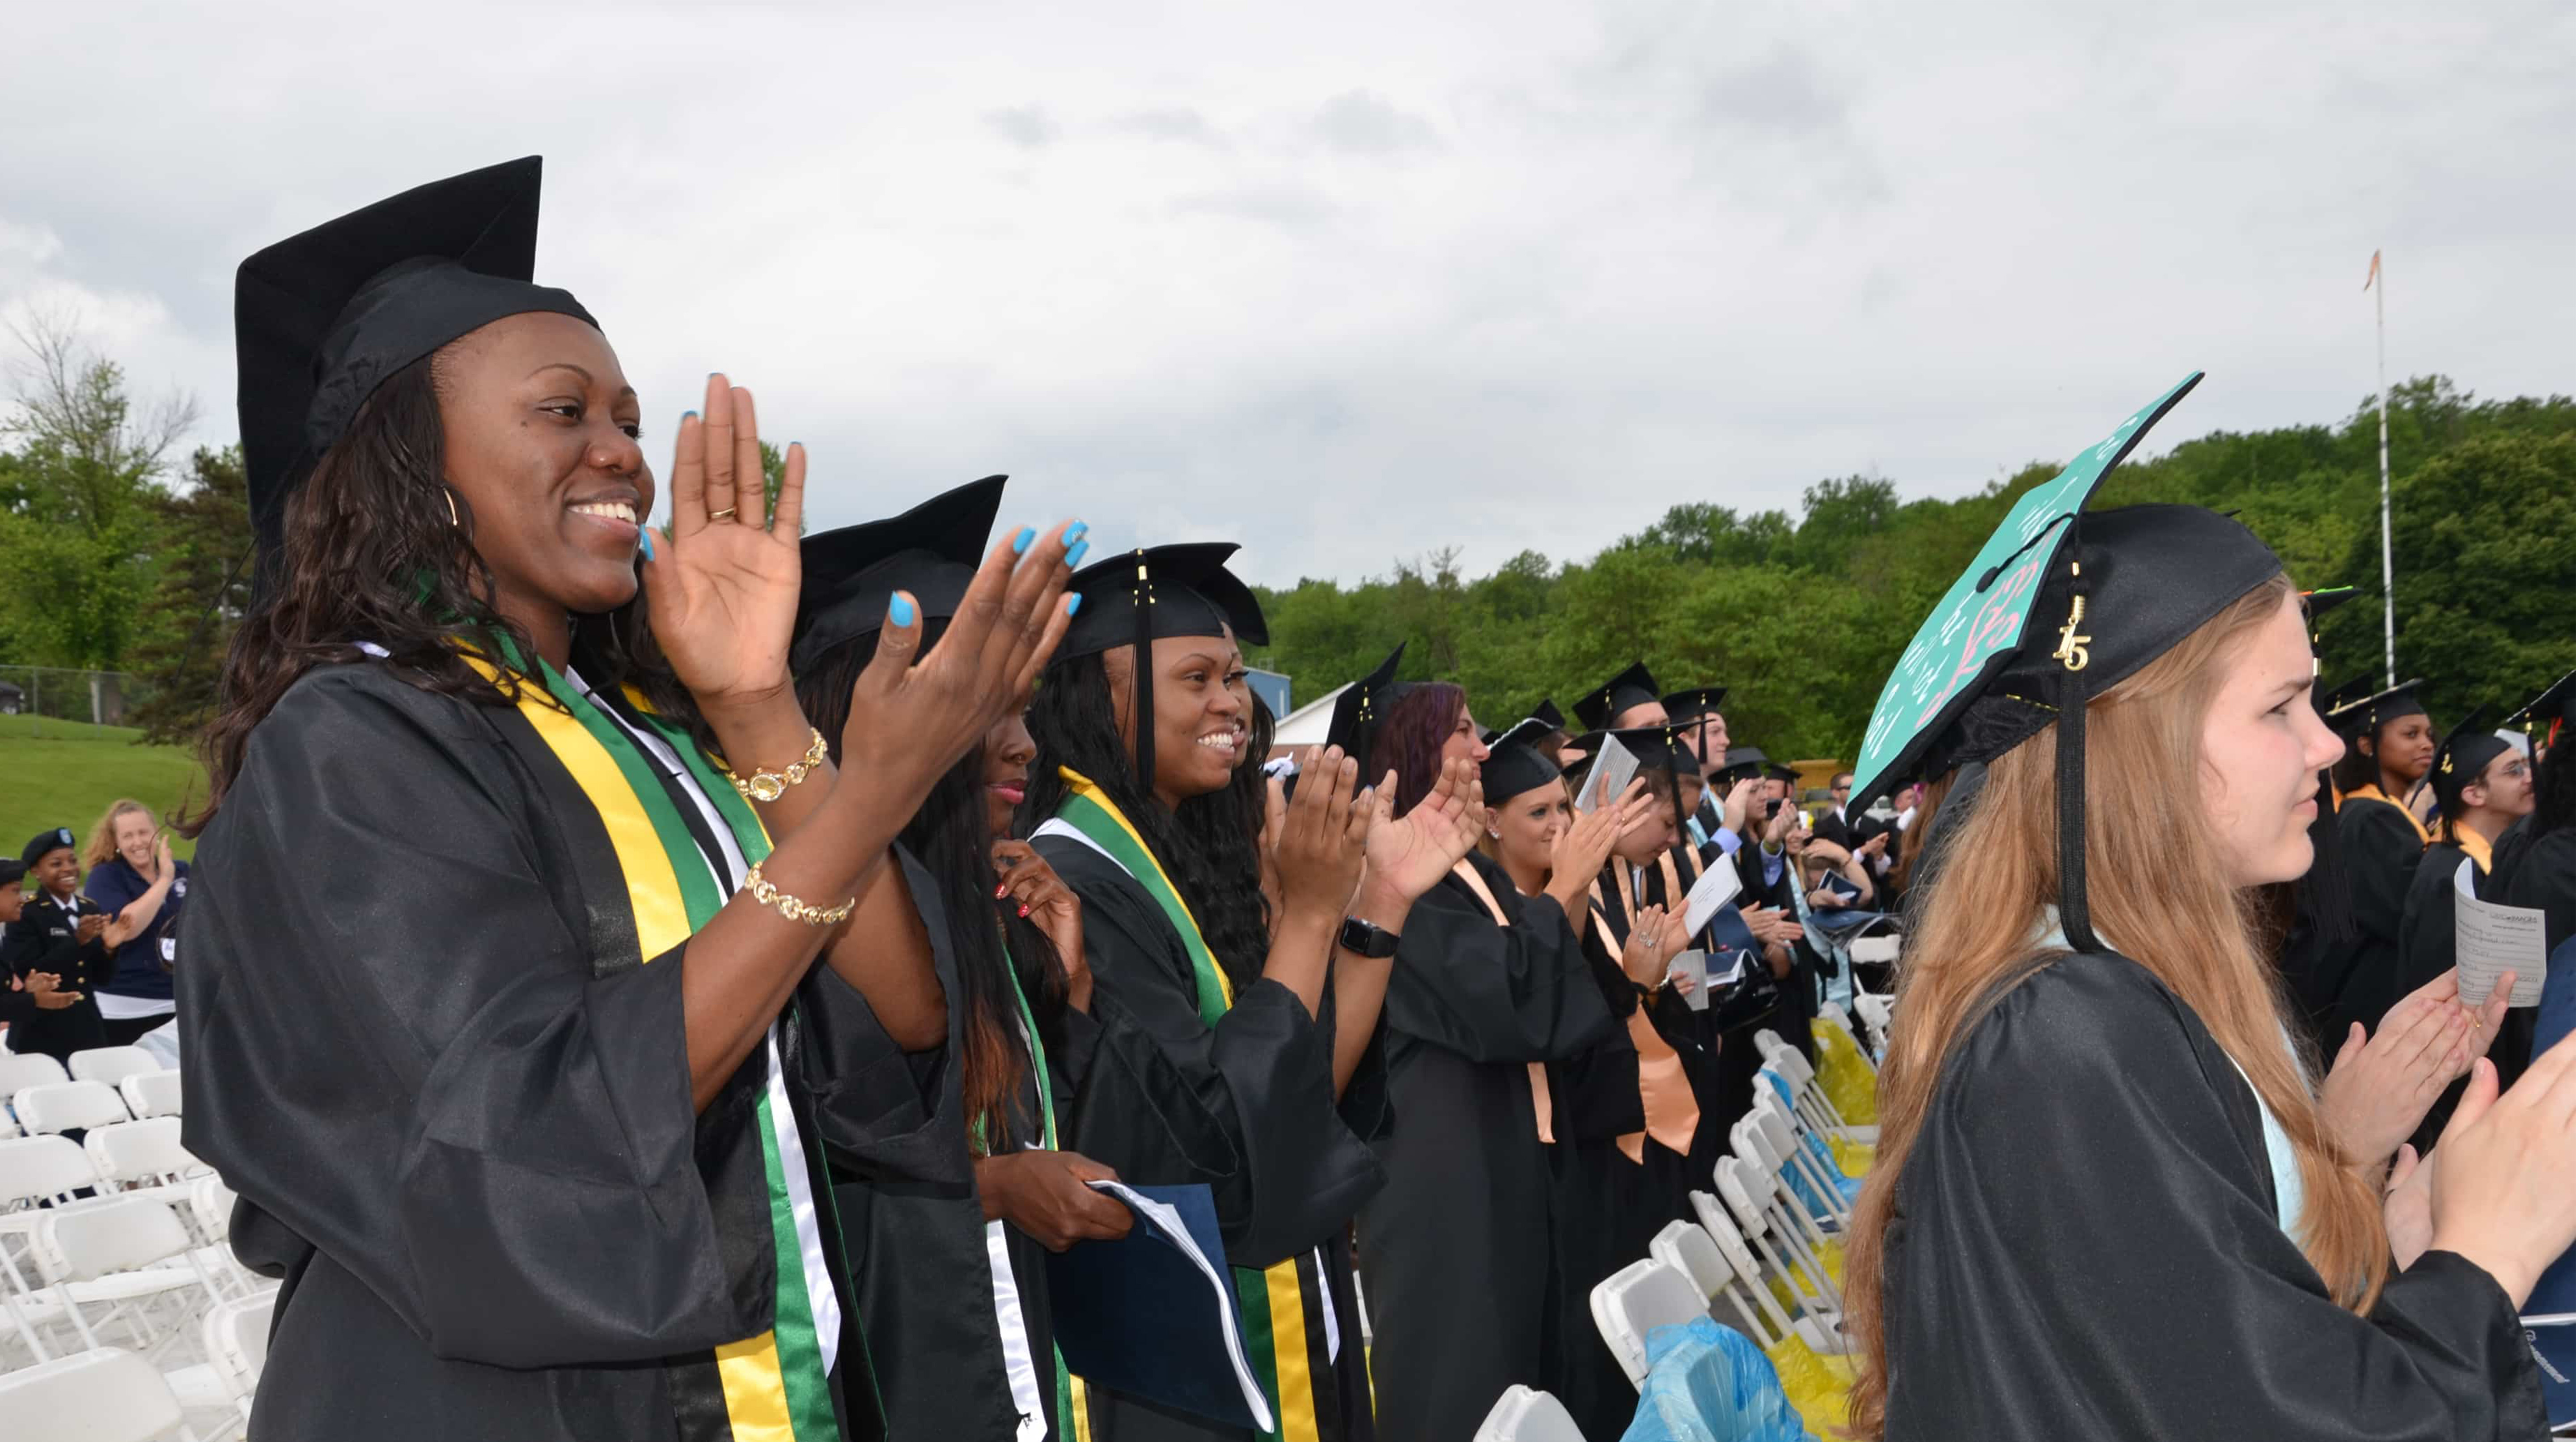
top-left (1044, 768), bottom-right (1349, 1442)
top-left (466, 651), bottom-right (865, 1442)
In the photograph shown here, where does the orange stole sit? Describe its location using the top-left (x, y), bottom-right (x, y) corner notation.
top-left (1590, 866), bottom-right (1701, 1165)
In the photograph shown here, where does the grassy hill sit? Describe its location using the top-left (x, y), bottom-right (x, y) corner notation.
top-left (0, 714), bottom-right (207, 861)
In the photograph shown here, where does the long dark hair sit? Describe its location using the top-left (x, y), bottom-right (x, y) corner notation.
top-left (1371, 683), bottom-right (1466, 817)
top-left (799, 630), bottom-right (1066, 1153)
top-left (1021, 651), bottom-right (1271, 991)
top-left (188, 352), bottom-right (696, 834)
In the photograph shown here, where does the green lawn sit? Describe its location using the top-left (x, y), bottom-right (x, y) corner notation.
top-left (0, 714), bottom-right (208, 861)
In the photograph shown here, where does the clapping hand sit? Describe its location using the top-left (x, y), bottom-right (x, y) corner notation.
top-left (1274, 746), bottom-right (1369, 913)
top-left (2320, 967), bottom-right (2510, 1166)
top-left (835, 518), bottom-right (1080, 815)
top-left (643, 376), bottom-right (809, 713)
top-left (1620, 904), bottom-right (1689, 986)
top-left (1360, 757), bottom-right (1484, 904)
top-left (11, 971), bottom-right (81, 1010)
top-left (1545, 780), bottom-right (1653, 913)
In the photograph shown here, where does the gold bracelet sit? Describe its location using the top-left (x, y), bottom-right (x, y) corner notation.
top-left (726, 728), bottom-right (830, 803)
top-left (743, 864), bottom-right (855, 927)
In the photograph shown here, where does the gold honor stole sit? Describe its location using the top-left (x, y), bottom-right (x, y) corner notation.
top-left (1045, 768), bottom-right (1345, 1442)
top-left (466, 653), bottom-right (858, 1442)
top-left (1591, 867), bottom-right (1702, 1166)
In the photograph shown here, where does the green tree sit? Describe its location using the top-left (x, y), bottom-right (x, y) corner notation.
top-left (124, 446), bottom-right (253, 745)
top-left (0, 314), bottom-right (198, 670)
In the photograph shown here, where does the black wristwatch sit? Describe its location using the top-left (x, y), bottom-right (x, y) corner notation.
top-left (1337, 915), bottom-right (1402, 959)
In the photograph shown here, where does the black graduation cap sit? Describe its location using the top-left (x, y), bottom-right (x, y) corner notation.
top-left (1061, 543), bottom-right (1269, 787)
top-left (1482, 717), bottom-right (1565, 806)
top-left (1572, 662), bottom-right (1661, 733)
top-left (235, 157), bottom-right (596, 573)
top-left (790, 476), bottom-right (1006, 673)
top-left (1530, 698), bottom-right (1568, 735)
top-left (1576, 722), bottom-right (1698, 819)
top-left (2300, 587), bottom-right (2360, 622)
top-left (2324, 679), bottom-right (2428, 740)
top-left (2428, 706), bottom-right (2511, 823)
top-left (1715, 745), bottom-right (1774, 787)
top-left (1323, 644), bottom-right (1415, 781)
top-left (1661, 685), bottom-right (1728, 720)
top-left (2507, 668), bottom-right (2576, 736)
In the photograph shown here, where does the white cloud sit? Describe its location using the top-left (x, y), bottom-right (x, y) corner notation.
top-left (3, 0), bottom-right (2572, 585)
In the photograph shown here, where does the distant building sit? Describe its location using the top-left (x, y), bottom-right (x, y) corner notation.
top-left (1246, 668), bottom-right (1291, 721)
top-left (0, 679), bottom-right (21, 715)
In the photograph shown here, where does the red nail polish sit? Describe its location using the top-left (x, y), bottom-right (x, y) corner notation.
top-left (996, 884), bottom-right (1009, 898)
top-left (1018, 904), bottom-right (1032, 917)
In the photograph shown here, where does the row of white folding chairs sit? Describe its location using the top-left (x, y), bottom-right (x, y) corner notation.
top-left (5, 1075), bottom-right (184, 1142)
top-left (0, 1289), bottom-right (272, 1442)
top-left (3, 1136), bottom-right (246, 1368)
top-left (1, 1048), bottom-right (170, 1097)
top-left (1751, 1027), bottom-right (1876, 1149)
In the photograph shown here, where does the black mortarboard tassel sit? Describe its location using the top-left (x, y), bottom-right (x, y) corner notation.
top-left (235, 157), bottom-right (597, 581)
top-left (1060, 544), bottom-right (1269, 788)
top-left (1572, 661), bottom-right (1661, 733)
top-left (791, 476), bottom-right (1005, 672)
top-left (1482, 717), bottom-right (1565, 806)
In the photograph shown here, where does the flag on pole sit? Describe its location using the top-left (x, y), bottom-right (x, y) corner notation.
top-left (2364, 249), bottom-right (2381, 291)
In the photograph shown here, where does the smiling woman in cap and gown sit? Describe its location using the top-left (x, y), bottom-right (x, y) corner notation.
top-left (2310, 676), bottom-right (2437, 1039)
top-left (1017, 547), bottom-right (1476, 1440)
top-left (1839, 376), bottom-right (2555, 1441)
top-left (177, 158), bottom-right (1076, 1442)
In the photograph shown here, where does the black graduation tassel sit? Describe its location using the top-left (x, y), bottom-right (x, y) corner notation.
top-left (1128, 551), bottom-right (1155, 790)
top-left (2051, 547), bottom-right (2101, 954)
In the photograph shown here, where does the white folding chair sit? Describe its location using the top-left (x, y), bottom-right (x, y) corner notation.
top-left (118, 1071), bottom-right (182, 1121)
top-left (13, 1081), bottom-right (130, 1136)
top-left (68, 1048), bottom-right (165, 1090)
top-left (1472, 1383), bottom-right (1588, 1442)
top-left (30, 1198), bottom-right (226, 1360)
top-left (1763, 1043), bottom-right (1878, 1145)
top-left (85, 1119), bottom-right (208, 1191)
top-left (0, 1345), bottom-right (201, 1442)
top-left (1735, 1107), bottom-right (1850, 1243)
top-left (199, 1288), bottom-right (275, 1416)
top-left (1690, 1192), bottom-right (1847, 1356)
top-left (1648, 1218), bottom-right (1773, 1346)
top-left (1589, 1259), bottom-right (1705, 1389)
top-left (0, 1052), bottom-right (69, 1102)
top-left (0, 1134), bottom-right (124, 1362)
top-left (1813, 1009), bottom-right (1878, 1077)
top-left (1750, 1089), bottom-right (1856, 1225)
top-left (1714, 1155), bottom-right (1842, 1317)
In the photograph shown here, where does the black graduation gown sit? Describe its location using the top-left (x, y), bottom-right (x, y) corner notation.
top-left (178, 663), bottom-right (914, 1442)
top-left (1355, 850), bottom-right (1619, 1442)
top-left (1540, 883), bottom-right (1705, 1442)
top-left (2, 891), bottom-right (113, 1062)
top-left (1883, 950), bottom-right (2543, 1440)
top-left (1732, 840), bottom-right (1818, 1061)
top-left (2495, 822), bottom-right (2576, 959)
top-left (2316, 793), bottom-right (2427, 1040)
top-left (1031, 833), bottom-right (1386, 1442)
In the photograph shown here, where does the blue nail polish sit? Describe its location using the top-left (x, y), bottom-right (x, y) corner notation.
top-left (1065, 540), bottom-right (1091, 569)
top-left (682, 410), bottom-right (698, 420)
top-left (1064, 521), bottom-right (1089, 545)
top-left (638, 530), bottom-right (655, 562)
top-left (1013, 526), bottom-right (1037, 555)
top-left (890, 594), bottom-right (916, 627)
top-left (1067, 594), bottom-right (1083, 616)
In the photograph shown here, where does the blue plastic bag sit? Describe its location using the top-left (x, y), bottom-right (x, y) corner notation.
top-left (1620, 1316), bottom-right (1818, 1442)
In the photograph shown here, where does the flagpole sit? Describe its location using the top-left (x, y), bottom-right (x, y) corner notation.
top-left (2375, 251), bottom-right (2395, 688)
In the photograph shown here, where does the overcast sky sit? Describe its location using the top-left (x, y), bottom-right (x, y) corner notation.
top-left (6, 1), bottom-right (2570, 586)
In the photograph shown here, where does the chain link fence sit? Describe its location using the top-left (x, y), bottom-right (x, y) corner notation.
top-left (0, 664), bottom-right (155, 733)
